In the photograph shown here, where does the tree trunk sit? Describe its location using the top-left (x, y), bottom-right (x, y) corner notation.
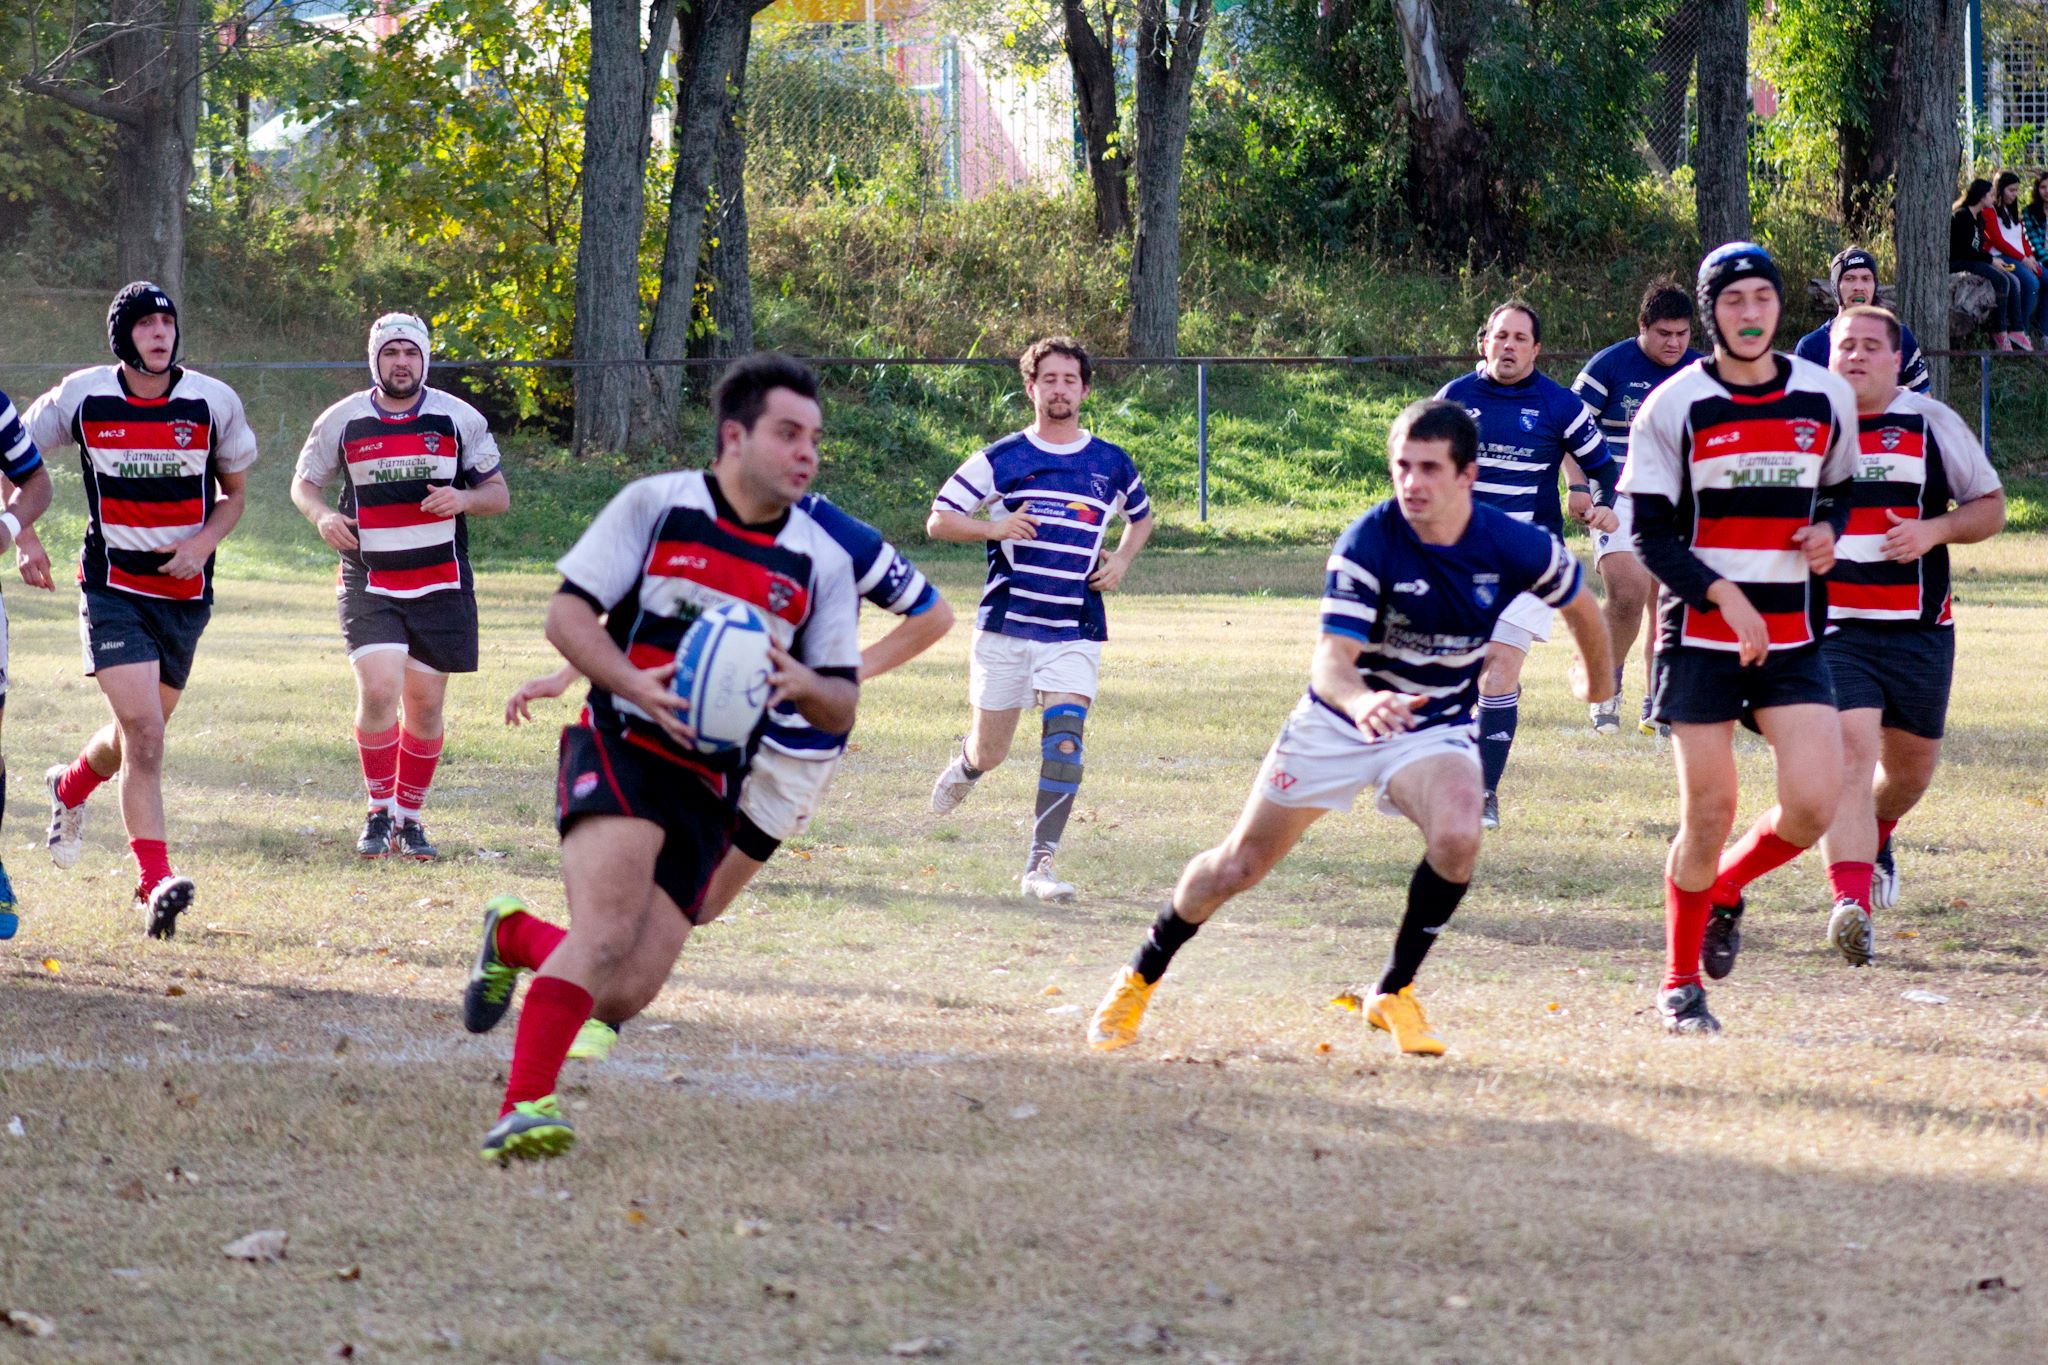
top-left (634, 0), bottom-right (768, 448)
top-left (105, 0), bottom-right (199, 300)
top-left (1645, 0), bottom-right (1701, 174)
top-left (1062, 0), bottom-right (1130, 240)
top-left (701, 21), bottom-right (755, 360)
top-left (1693, 0), bottom-right (1751, 248)
top-left (1838, 5), bottom-right (1906, 230)
top-left (571, 0), bottom-right (658, 453)
top-left (1390, 0), bottom-right (1498, 259)
top-left (1127, 0), bottom-right (1211, 358)
top-left (1895, 0), bottom-right (1965, 399)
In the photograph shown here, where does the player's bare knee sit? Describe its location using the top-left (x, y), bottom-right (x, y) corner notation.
top-left (118, 718), bottom-right (166, 771)
top-left (1428, 827), bottom-right (1481, 882)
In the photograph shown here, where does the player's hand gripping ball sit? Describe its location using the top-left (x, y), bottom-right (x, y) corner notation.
top-left (671, 601), bottom-right (775, 753)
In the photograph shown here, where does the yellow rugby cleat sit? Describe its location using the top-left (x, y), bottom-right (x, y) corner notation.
top-left (566, 1018), bottom-right (618, 1063)
top-left (1366, 986), bottom-right (1447, 1057)
top-left (1087, 968), bottom-right (1157, 1052)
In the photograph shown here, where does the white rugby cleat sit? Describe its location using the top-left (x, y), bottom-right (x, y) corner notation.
top-left (1021, 863), bottom-right (1077, 904)
top-left (46, 765), bottom-right (85, 870)
top-left (930, 753), bottom-right (978, 815)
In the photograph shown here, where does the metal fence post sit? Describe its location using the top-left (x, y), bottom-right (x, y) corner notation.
top-left (1980, 353), bottom-right (1992, 456)
top-left (1196, 362), bottom-right (1209, 523)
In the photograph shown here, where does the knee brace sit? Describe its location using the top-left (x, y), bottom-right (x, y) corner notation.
top-left (1039, 703), bottom-right (1087, 792)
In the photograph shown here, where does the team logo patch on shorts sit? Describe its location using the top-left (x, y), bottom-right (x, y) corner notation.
top-left (572, 771), bottom-right (600, 800)
top-left (1268, 769), bottom-right (1296, 792)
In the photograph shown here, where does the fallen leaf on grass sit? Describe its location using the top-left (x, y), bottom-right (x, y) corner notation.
top-left (221, 1229), bottom-right (288, 1262)
top-left (38, 959), bottom-right (58, 974)
top-left (1443, 1294), bottom-right (1472, 1310)
top-left (733, 1218), bottom-right (771, 1238)
top-left (332, 1037), bottom-right (351, 1057)
top-left (1313, 1042), bottom-right (1332, 1054)
top-left (330, 1344), bottom-right (355, 1359)
top-left (3, 1311), bottom-right (55, 1338)
top-left (624, 1209), bottom-right (648, 1227)
top-left (412, 896), bottom-right (452, 909)
top-left (888, 1337), bottom-right (953, 1358)
top-left (202, 925), bottom-right (252, 937)
top-left (1970, 1276), bottom-right (2020, 1298)
top-left (1008, 1103), bottom-right (1039, 1121)
top-left (1122, 1321), bottom-right (1170, 1352)
top-left (112, 1176), bottom-right (149, 1203)
top-left (164, 985), bottom-right (185, 997)
top-left (148, 1022), bottom-right (179, 1035)
top-left (1042, 984), bottom-right (1062, 996)
top-left (761, 1282), bottom-right (797, 1301)
top-left (1329, 992), bottom-right (1361, 1012)
top-left (1046, 1004), bottom-right (1082, 1017)
top-left (335, 1265), bottom-right (361, 1282)
top-left (1902, 990), bottom-right (1950, 1006)
top-left (4, 1116), bottom-right (22, 1138)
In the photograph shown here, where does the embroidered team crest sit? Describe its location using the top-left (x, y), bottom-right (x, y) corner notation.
top-left (1519, 409), bottom-right (1539, 432)
top-left (766, 574), bottom-right (797, 613)
top-left (170, 420), bottom-right (196, 449)
top-left (1790, 419), bottom-right (1820, 452)
top-left (1621, 395), bottom-right (1642, 421)
top-left (572, 771), bottom-right (600, 800)
top-left (1879, 426), bottom-right (1904, 451)
top-left (1089, 473), bottom-right (1111, 500)
top-left (423, 433), bottom-right (441, 456)
top-left (1472, 572), bottom-right (1500, 608)
top-left (1268, 769), bottom-right (1297, 792)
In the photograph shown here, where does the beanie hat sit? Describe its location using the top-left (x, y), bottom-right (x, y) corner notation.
top-left (106, 281), bottom-right (180, 374)
top-left (1829, 247), bottom-right (1881, 300)
top-left (367, 312), bottom-right (431, 389)
top-left (1696, 242), bottom-right (1785, 347)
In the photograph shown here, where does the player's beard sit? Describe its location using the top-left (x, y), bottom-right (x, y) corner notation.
top-left (380, 372), bottom-right (422, 401)
top-left (1043, 397), bottom-right (1074, 422)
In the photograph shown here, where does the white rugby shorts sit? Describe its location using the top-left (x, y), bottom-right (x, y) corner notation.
top-left (968, 629), bottom-right (1101, 711)
top-left (1254, 694), bottom-right (1481, 816)
top-left (1488, 591), bottom-right (1554, 652)
top-left (1593, 492), bottom-right (1638, 563)
top-left (738, 745), bottom-right (840, 844)
top-left (0, 590), bottom-right (9, 697)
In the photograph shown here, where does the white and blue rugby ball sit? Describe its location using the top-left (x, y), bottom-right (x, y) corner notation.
top-left (671, 602), bottom-right (775, 754)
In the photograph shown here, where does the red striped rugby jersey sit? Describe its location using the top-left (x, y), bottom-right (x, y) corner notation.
top-left (1833, 391), bottom-right (2000, 629)
top-left (296, 389), bottom-right (502, 598)
top-left (555, 470), bottom-right (860, 794)
top-left (1620, 354), bottom-right (1858, 653)
top-left (23, 366), bottom-right (258, 603)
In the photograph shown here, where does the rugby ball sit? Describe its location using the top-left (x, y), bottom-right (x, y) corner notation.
top-left (671, 602), bottom-right (775, 754)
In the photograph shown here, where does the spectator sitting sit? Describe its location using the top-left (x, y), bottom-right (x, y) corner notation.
top-left (1953, 176), bottom-right (2025, 352)
top-left (1982, 169), bottom-right (2047, 348)
top-left (2022, 171), bottom-right (2048, 267)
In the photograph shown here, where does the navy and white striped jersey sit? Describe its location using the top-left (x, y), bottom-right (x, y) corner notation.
top-left (1434, 370), bottom-right (1611, 535)
top-left (1793, 321), bottom-right (1930, 394)
top-left (761, 492), bottom-right (940, 760)
top-left (1571, 338), bottom-right (1703, 468)
top-left (933, 429), bottom-right (1149, 643)
top-left (0, 389), bottom-right (45, 485)
top-left (1316, 501), bottom-right (1582, 736)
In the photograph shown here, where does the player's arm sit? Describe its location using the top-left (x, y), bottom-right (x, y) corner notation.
top-left (163, 469), bottom-right (247, 579)
top-left (545, 589), bottom-right (694, 745)
top-left (422, 470), bottom-right (508, 519)
top-left (1884, 488), bottom-right (2007, 562)
top-left (291, 475), bottom-right (360, 552)
top-left (1565, 403), bottom-right (1621, 521)
top-left (506, 660), bottom-right (584, 726)
top-left (926, 504), bottom-right (1036, 543)
top-left (772, 551), bottom-right (862, 733)
top-left (0, 466), bottom-right (53, 590)
top-left (1088, 510), bottom-right (1151, 592)
top-left (859, 592), bottom-right (954, 682)
top-left (1309, 633), bottom-right (1421, 739)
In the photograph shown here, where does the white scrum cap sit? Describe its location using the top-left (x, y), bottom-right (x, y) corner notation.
top-left (368, 312), bottom-right (431, 387)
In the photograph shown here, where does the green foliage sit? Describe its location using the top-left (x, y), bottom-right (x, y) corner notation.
top-left (1753, 0), bottom-right (1894, 188)
top-left (747, 25), bottom-right (941, 205)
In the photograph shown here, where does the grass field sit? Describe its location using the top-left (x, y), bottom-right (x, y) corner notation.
top-left (1, 532), bottom-right (2045, 1362)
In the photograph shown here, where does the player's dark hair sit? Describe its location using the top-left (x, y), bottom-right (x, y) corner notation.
top-left (1019, 336), bottom-right (1092, 387)
top-left (1638, 279), bottom-right (1694, 329)
top-left (1832, 305), bottom-right (1902, 352)
top-left (711, 352), bottom-right (820, 434)
top-left (1482, 299), bottom-right (1542, 346)
top-left (1389, 398), bottom-right (1479, 470)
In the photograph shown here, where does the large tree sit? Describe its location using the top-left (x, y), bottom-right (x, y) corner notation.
top-left (1126, 0), bottom-right (1211, 357)
top-left (695, 21), bottom-right (754, 360)
top-left (1894, 0), bottom-right (1964, 399)
top-left (18, 0), bottom-right (204, 299)
top-left (1389, 0), bottom-right (1499, 258)
top-left (1693, 0), bottom-right (1751, 248)
top-left (1060, 0), bottom-right (1130, 239)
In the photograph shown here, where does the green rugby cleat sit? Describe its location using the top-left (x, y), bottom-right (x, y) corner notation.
top-left (566, 1018), bottom-right (618, 1063)
top-left (462, 895), bottom-right (529, 1034)
top-left (480, 1095), bottom-right (575, 1161)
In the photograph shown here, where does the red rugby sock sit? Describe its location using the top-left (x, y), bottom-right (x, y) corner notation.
top-left (129, 838), bottom-right (172, 889)
top-left (55, 753), bottom-right (110, 809)
top-left (395, 729), bottom-right (443, 818)
top-left (496, 909), bottom-right (566, 972)
top-left (1826, 861), bottom-right (1874, 911)
top-left (1663, 878), bottom-right (1713, 990)
top-left (501, 975), bottom-right (592, 1115)
top-left (1712, 815), bottom-right (1805, 907)
top-left (1876, 817), bottom-right (1900, 848)
top-left (355, 723), bottom-right (400, 809)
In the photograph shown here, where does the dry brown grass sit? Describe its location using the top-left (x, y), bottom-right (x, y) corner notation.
top-left (2, 541), bottom-right (2046, 1363)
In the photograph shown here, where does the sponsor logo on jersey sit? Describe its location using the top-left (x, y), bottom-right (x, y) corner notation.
top-left (662, 550), bottom-right (710, 572)
top-left (1065, 501), bottom-right (1102, 524)
top-left (572, 771), bottom-right (600, 800)
top-left (1393, 578), bottom-right (1431, 596)
top-left (371, 464), bottom-right (436, 484)
top-left (1706, 431), bottom-right (1740, 448)
top-left (115, 459), bottom-right (184, 479)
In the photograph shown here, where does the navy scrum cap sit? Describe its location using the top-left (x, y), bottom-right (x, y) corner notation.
top-left (1695, 242), bottom-right (1784, 344)
top-left (107, 281), bottom-right (180, 373)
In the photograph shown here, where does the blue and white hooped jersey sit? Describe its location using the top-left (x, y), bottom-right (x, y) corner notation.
top-left (1434, 370), bottom-right (1610, 536)
top-left (1316, 501), bottom-right (1581, 736)
top-left (933, 429), bottom-right (1149, 643)
top-left (0, 390), bottom-right (43, 486)
top-left (1571, 338), bottom-right (1703, 469)
top-left (1792, 320), bottom-right (1931, 394)
top-left (760, 492), bottom-right (941, 759)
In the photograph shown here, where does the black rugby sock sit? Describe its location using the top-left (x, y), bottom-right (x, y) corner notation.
top-left (1131, 903), bottom-right (1201, 984)
top-left (1374, 858), bottom-right (1469, 996)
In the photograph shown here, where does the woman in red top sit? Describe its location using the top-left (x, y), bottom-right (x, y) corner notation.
top-left (1981, 169), bottom-right (2045, 349)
